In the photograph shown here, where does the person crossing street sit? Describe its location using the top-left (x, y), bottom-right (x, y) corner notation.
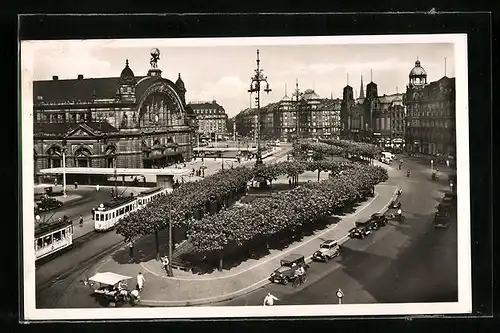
top-left (263, 292), bottom-right (279, 306)
top-left (136, 272), bottom-right (145, 292)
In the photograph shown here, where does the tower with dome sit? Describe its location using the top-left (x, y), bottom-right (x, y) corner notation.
top-left (404, 58), bottom-right (456, 157)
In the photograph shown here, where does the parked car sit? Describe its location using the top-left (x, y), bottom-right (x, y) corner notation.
top-left (370, 213), bottom-right (388, 226)
top-left (349, 219), bottom-right (372, 239)
top-left (356, 218), bottom-right (374, 234)
top-left (270, 254), bottom-right (309, 285)
top-left (312, 240), bottom-right (341, 262)
top-left (437, 201), bottom-right (453, 213)
top-left (45, 186), bottom-right (65, 197)
top-left (433, 214), bottom-right (450, 228)
top-left (435, 210), bottom-right (451, 219)
top-left (443, 190), bottom-right (457, 204)
top-left (348, 227), bottom-right (364, 239)
top-left (369, 220), bottom-right (381, 230)
top-left (389, 200), bottom-right (401, 209)
top-left (37, 196), bottom-right (63, 212)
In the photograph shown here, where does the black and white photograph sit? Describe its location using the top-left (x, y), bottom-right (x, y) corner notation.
top-left (21, 34), bottom-right (471, 320)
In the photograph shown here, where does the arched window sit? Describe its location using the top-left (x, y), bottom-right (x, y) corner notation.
top-left (47, 145), bottom-right (62, 168)
top-left (105, 145), bottom-right (117, 168)
top-left (74, 147), bottom-right (92, 168)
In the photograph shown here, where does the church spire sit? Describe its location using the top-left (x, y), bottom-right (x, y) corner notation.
top-left (359, 73), bottom-right (365, 99)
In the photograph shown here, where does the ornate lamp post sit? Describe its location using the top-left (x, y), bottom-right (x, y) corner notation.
top-left (248, 49), bottom-right (271, 166)
top-left (292, 79), bottom-right (303, 142)
top-left (61, 139), bottom-right (67, 198)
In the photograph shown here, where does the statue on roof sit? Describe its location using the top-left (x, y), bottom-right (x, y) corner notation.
top-left (150, 48), bottom-right (160, 69)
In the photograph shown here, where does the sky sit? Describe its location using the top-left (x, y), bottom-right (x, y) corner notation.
top-left (28, 38), bottom-right (456, 118)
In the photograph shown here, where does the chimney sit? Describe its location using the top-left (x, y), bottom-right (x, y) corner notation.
top-left (52, 76), bottom-right (58, 81)
top-left (78, 74), bottom-right (84, 80)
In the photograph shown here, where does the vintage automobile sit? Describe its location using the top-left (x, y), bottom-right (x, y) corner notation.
top-left (444, 190), bottom-right (457, 204)
top-left (355, 218), bottom-right (373, 234)
top-left (88, 272), bottom-right (140, 307)
top-left (348, 227), bottom-right (364, 239)
top-left (45, 186), bottom-right (65, 197)
top-left (370, 213), bottom-right (388, 226)
top-left (435, 210), bottom-right (451, 219)
top-left (270, 254), bottom-right (309, 285)
top-left (389, 199), bottom-right (402, 209)
top-left (348, 220), bottom-right (372, 239)
top-left (312, 240), bottom-right (341, 262)
top-left (433, 214), bottom-right (450, 228)
top-left (369, 220), bottom-right (381, 230)
top-left (437, 201), bottom-right (453, 213)
top-left (37, 196), bottom-right (63, 212)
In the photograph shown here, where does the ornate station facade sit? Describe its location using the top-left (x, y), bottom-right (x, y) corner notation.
top-left (33, 49), bottom-right (198, 181)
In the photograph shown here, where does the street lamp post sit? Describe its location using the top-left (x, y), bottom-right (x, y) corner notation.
top-left (168, 196), bottom-right (173, 277)
top-left (62, 143), bottom-right (67, 198)
top-left (113, 152), bottom-right (118, 197)
top-left (248, 49), bottom-right (272, 166)
top-left (292, 79), bottom-right (303, 142)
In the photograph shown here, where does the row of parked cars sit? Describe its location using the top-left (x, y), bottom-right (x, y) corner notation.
top-left (269, 210), bottom-right (396, 285)
top-left (433, 190), bottom-right (457, 228)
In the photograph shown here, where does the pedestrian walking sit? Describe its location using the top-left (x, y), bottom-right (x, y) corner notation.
top-left (74, 181), bottom-right (78, 189)
top-left (263, 293), bottom-right (279, 306)
top-left (91, 207), bottom-right (96, 220)
top-left (96, 184), bottom-right (100, 192)
top-left (128, 240), bottom-right (134, 262)
top-left (160, 255), bottom-right (169, 273)
top-left (79, 215), bottom-right (83, 227)
top-left (136, 272), bottom-right (145, 291)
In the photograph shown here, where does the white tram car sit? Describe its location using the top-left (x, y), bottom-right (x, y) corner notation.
top-left (93, 187), bottom-right (168, 232)
top-left (35, 219), bottom-right (74, 261)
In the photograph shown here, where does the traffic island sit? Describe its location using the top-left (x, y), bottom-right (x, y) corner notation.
top-left (66, 184), bottom-right (397, 307)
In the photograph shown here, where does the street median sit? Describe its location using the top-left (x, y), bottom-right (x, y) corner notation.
top-left (133, 184), bottom-right (397, 307)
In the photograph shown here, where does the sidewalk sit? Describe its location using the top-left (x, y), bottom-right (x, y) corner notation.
top-left (59, 182), bottom-right (398, 307)
top-left (185, 147), bottom-right (286, 179)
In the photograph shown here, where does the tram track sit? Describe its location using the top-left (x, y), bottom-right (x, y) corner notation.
top-left (35, 235), bottom-right (126, 308)
top-left (35, 227), bottom-right (125, 289)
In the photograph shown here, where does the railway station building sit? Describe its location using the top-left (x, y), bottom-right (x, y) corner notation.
top-left (33, 51), bottom-right (198, 183)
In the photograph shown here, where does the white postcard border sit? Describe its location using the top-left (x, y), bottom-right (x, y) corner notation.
top-left (21, 33), bottom-right (471, 321)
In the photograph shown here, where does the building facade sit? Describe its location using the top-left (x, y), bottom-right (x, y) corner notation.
top-left (404, 59), bottom-right (456, 156)
top-left (341, 75), bottom-right (406, 148)
top-left (235, 87), bottom-right (341, 141)
top-left (188, 100), bottom-right (228, 139)
top-left (371, 93), bottom-right (406, 148)
top-left (33, 53), bottom-right (198, 181)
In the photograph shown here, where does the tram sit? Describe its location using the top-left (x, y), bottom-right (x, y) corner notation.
top-left (35, 219), bottom-right (74, 261)
top-left (93, 187), bottom-right (168, 231)
top-left (136, 187), bottom-right (169, 208)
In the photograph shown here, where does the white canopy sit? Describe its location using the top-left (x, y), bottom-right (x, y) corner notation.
top-left (89, 272), bottom-right (132, 286)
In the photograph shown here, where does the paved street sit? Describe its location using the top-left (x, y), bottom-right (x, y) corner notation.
top-left (34, 151), bottom-right (457, 309)
top-left (213, 156), bottom-right (457, 306)
top-left (34, 147), bottom-right (293, 308)
top-left (37, 185), bottom-right (148, 239)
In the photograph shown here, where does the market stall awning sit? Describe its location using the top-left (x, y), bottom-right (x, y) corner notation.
top-left (89, 272), bottom-right (131, 286)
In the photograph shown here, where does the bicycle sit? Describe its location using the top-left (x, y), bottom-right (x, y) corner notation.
top-left (292, 274), bottom-right (307, 288)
